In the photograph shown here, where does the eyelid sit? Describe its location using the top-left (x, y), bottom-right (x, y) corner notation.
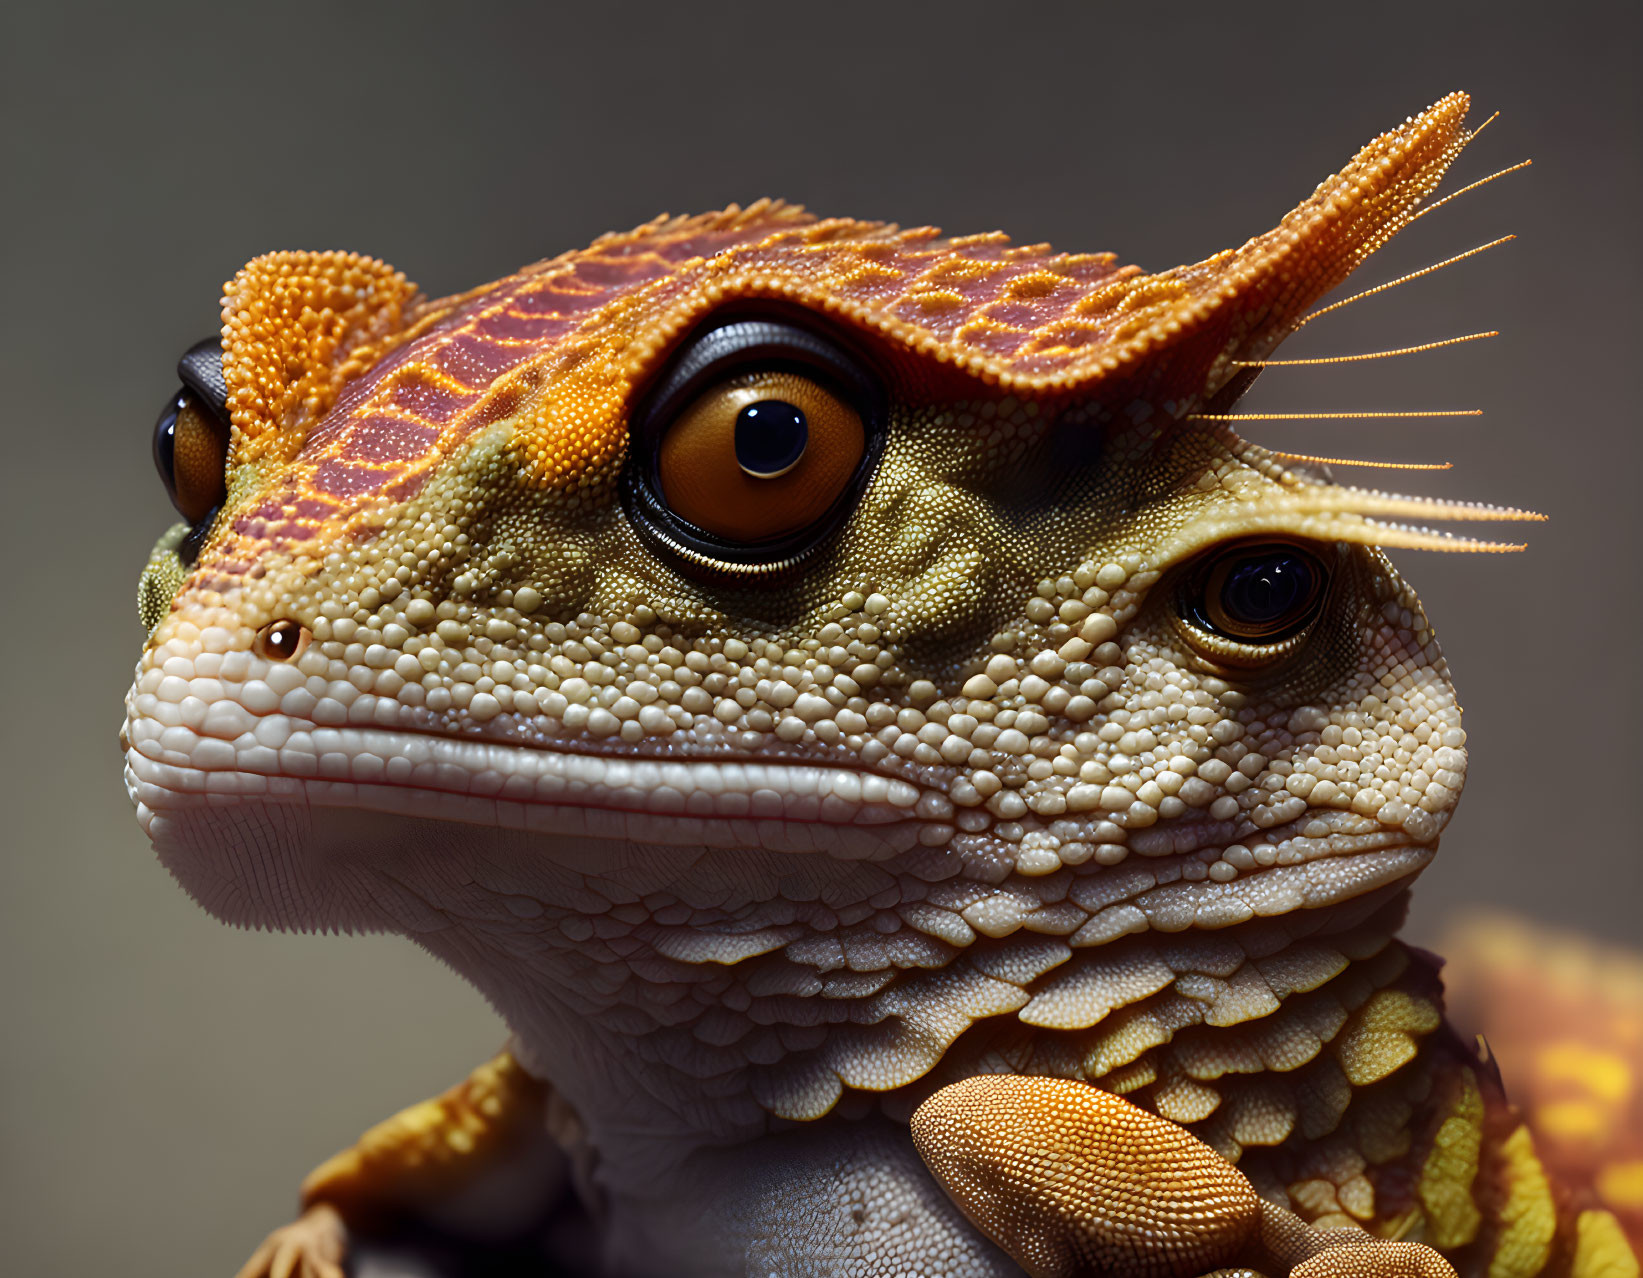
top-left (176, 337), bottom-right (229, 422)
top-left (635, 317), bottom-right (882, 441)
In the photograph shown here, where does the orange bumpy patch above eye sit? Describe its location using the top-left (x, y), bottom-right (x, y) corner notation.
top-left (170, 393), bottom-right (230, 524)
top-left (657, 371), bottom-right (864, 542)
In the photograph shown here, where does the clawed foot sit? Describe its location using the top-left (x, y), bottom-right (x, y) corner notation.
top-left (234, 1203), bottom-right (348, 1278)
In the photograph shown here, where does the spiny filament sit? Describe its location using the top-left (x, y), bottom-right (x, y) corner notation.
top-left (1232, 331), bottom-right (1497, 368)
top-left (1296, 236), bottom-right (1515, 329)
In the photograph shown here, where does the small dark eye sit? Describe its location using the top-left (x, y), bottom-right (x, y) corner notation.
top-left (735, 400), bottom-right (809, 478)
top-left (1195, 543), bottom-right (1327, 643)
top-left (253, 619), bottom-right (311, 663)
top-left (152, 337), bottom-right (231, 558)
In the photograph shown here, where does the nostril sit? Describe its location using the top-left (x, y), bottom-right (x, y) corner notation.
top-left (253, 619), bottom-right (311, 663)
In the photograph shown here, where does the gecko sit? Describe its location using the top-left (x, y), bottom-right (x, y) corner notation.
top-left (122, 93), bottom-right (1642, 1277)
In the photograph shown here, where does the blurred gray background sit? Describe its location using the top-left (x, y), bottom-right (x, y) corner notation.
top-left (2, 1), bottom-right (1637, 1273)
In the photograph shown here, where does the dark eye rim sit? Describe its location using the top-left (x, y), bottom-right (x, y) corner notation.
top-left (621, 314), bottom-right (887, 580)
top-left (152, 336), bottom-right (230, 565)
top-left (1177, 538), bottom-right (1334, 654)
top-left (177, 336), bottom-right (230, 419)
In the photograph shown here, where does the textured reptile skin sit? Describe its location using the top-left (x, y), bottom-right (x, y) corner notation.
top-left (124, 94), bottom-right (1638, 1277)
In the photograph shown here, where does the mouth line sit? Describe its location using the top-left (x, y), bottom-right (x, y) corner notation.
top-left (311, 710), bottom-right (940, 786)
top-left (122, 713), bottom-right (935, 834)
top-left (133, 750), bottom-right (1436, 943)
top-left (124, 692), bottom-right (955, 793)
top-left (123, 717), bottom-right (1430, 887)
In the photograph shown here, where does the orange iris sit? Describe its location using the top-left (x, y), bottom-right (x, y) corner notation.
top-left (170, 391), bottom-right (230, 524)
top-left (657, 371), bottom-right (864, 543)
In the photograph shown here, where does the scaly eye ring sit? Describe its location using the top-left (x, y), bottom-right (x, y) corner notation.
top-left (623, 317), bottom-right (886, 580)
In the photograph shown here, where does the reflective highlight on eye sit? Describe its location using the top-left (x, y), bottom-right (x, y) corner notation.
top-left (1200, 543), bottom-right (1326, 642)
top-left (658, 371), bottom-right (864, 542)
top-left (252, 619), bottom-right (311, 663)
top-left (734, 400), bottom-right (808, 478)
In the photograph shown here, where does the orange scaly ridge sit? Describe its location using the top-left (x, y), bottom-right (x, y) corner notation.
top-left (197, 95), bottom-right (1471, 579)
top-left (220, 251), bottom-right (419, 465)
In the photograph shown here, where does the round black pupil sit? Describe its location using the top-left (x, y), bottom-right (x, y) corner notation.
top-left (1222, 553), bottom-right (1313, 625)
top-left (734, 400), bottom-right (808, 478)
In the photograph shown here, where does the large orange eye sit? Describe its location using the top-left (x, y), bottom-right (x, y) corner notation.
top-left (154, 390), bottom-right (230, 524)
top-left (626, 318), bottom-right (885, 577)
top-left (658, 371), bottom-right (865, 542)
top-left (152, 337), bottom-right (231, 563)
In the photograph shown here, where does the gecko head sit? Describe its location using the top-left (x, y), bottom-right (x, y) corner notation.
top-left (125, 95), bottom-right (1530, 1068)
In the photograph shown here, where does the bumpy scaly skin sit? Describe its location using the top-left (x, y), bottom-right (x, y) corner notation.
top-left (912, 1076), bottom-right (1455, 1277)
top-left (123, 94), bottom-right (1635, 1276)
top-left (913, 1076), bottom-right (1274, 1276)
